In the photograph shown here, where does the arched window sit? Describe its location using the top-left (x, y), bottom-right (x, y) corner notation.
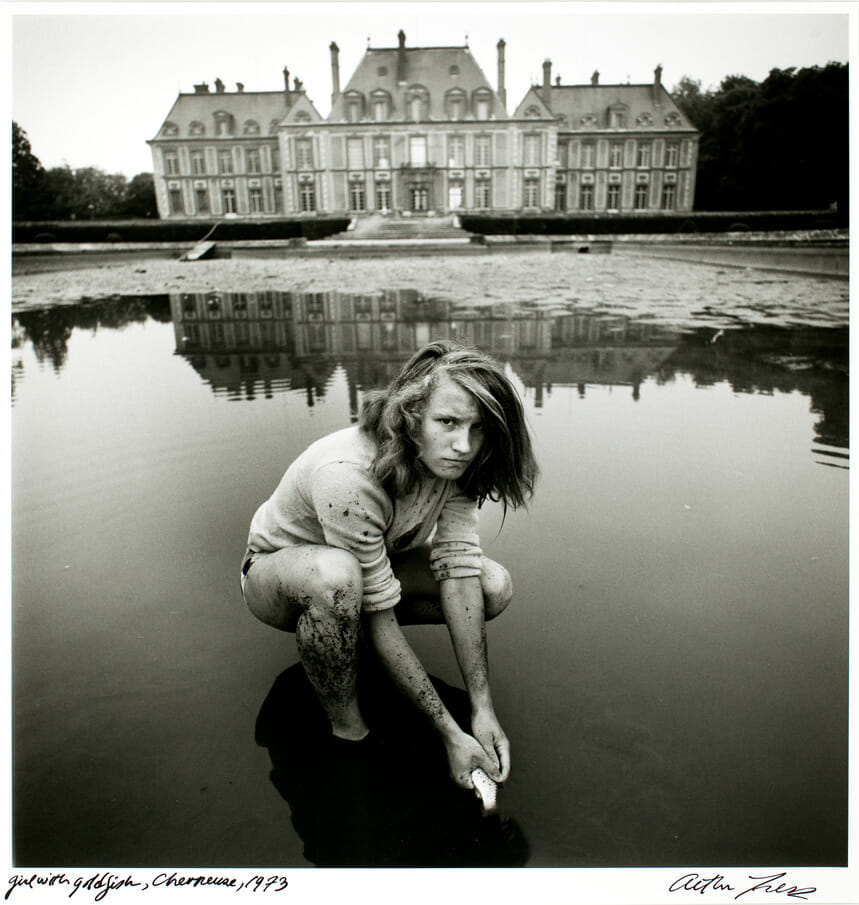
top-left (162, 121), bottom-right (179, 137)
top-left (664, 112), bottom-right (682, 127)
top-left (524, 105), bottom-right (541, 118)
top-left (580, 114), bottom-right (598, 127)
top-left (371, 90), bottom-right (391, 122)
top-left (293, 111), bottom-right (312, 124)
top-left (445, 88), bottom-right (467, 121)
top-left (213, 111), bottom-right (235, 137)
top-left (243, 120), bottom-right (260, 135)
top-left (189, 121), bottom-right (205, 136)
top-left (636, 112), bottom-right (654, 127)
top-left (473, 88), bottom-right (492, 121)
top-left (344, 91), bottom-right (365, 123)
top-left (406, 86), bottom-right (429, 122)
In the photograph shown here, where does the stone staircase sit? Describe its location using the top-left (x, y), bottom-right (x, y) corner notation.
top-left (330, 213), bottom-right (470, 241)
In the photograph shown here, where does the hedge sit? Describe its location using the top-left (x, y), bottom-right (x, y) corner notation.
top-left (12, 218), bottom-right (351, 244)
top-left (458, 210), bottom-right (845, 236)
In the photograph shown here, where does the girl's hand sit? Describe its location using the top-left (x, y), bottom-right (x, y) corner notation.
top-left (471, 708), bottom-right (511, 782)
top-left (443, 730), bottom-right (503, 788)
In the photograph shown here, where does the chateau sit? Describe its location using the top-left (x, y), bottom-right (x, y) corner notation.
top-left (148, 31), bottom-right (698, 220)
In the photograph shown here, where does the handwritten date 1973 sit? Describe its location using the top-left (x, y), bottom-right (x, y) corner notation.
top-left (6, 871), bottom-right (289, 901)
top-left (669, 872), bottom-right (816, 901)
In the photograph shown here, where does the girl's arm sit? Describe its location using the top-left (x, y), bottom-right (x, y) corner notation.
top-left (364, 608), bottom-right (503, 787)
top-left (440, 575), bottom-right (511, 782)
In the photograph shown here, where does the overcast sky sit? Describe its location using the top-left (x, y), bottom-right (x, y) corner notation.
top-left (9, 2), bottom-right (853, 178)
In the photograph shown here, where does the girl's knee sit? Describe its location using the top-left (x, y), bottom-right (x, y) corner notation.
top-left (307, 548), bottom-right (363, 615)
top-left (482, 559), bottom-right (513, 621)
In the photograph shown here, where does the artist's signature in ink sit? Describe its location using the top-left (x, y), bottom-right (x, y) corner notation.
top-left (5, 871), bottom-right (289, 901)
top-left (669, 871), bottom-right (816, 900)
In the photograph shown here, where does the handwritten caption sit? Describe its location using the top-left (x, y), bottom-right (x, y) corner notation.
top-left (6, 872), bottom-right (288, 902)
top-left (669, 872), bottom-right (816, 900)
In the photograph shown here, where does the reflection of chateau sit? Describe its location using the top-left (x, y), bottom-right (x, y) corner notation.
top-left (170, 289), bottom-right (679, 408)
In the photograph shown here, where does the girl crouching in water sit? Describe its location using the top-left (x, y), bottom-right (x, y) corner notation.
top-left (241, 341), bottom-right (538, 789)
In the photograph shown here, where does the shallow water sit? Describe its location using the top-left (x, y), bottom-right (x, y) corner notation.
top-left (11, 285), bottom-right (848, 868)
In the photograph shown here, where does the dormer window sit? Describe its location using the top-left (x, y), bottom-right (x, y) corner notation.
top-left (243, 120), bottom-right (260, 135)
top-left (636, 112), bottom-right (654, 127)
top-left (371, 90), bottom-right (391, 122)
top-left (580, 114), bottom-right (598, 127)
top-left (664, 112), bottom-right (682, 127)
top-left (162, 122), bottom-right (179, 137)
top-left (445, 88), bottom-right (466, 121)
top-left (608, 104), bottom-right (628, 128)
top-left (524, 105), bottom-right (541, 118)
top-left (269, 118), bottom-right (282, 134)
top-left (407, 86), bottom-right (429, 122)
top-left (213, 111), bottom-right (235, 136)
top-left (189, 121), bottom-right (205, 136)
top-left (473, 88), bottom-right (492, 121)
top-left (293, 111), bottom-right (311, 123)
top-left (344, 91), bottom-right (365, 123)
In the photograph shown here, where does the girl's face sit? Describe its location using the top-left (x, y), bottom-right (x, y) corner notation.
top-left (415, 371), bottom-right (484, 480)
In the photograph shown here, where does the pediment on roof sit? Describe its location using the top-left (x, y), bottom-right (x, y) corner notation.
top-left (511, 87), bottom-right (552, 119)
top-left (282, 93), bottom-right (323, 125)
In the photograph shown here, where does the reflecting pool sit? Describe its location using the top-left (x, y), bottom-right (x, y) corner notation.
top-left (11, 288), bottom-right (848, 868)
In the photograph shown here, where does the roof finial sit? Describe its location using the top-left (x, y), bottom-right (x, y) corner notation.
top-left (465, 33), bottom-right (469, 47)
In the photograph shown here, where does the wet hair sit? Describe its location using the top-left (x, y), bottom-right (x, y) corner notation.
top-left (360, 340), bottom-right (539, 510)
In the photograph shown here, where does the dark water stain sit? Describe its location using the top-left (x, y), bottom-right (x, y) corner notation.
top-left (255, 661), bottom-right (529, 867)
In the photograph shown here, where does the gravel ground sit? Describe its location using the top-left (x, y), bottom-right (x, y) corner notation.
top-left (11, 248), bottom-right (849, 331)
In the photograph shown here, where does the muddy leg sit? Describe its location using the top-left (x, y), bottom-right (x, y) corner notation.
top-left (243, 545), bottom-right (368, 740)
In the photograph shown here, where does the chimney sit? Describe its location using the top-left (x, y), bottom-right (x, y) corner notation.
top-left (283, 66), bottom-right (291, 108)
top-left (653, 63), bottom-right (663, 106)
top-left (236, 82), bottom-right (244, 93)
top-left (496, 39), bottom-right (506, 109)
top-left (330, 42), bottom-right (340, 104)
top-left (591, 70), bottom-right (599, 86)
top-left (215, 77), bottom-right (225, 94)
top-left (193, 82), bottom-right (210, 94)
top-left (397, 30), bottom-right (407, 84)
top-left (542, 59), bottom-right (552, 106)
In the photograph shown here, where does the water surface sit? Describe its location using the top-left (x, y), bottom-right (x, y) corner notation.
top-left (11, 287), bottom-right (848, 868)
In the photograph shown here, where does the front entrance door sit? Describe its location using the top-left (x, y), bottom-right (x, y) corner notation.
top-left (410, 185), bottom-right (429, 212)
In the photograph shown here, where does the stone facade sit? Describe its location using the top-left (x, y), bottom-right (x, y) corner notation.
top-left (148, 32), bottom-right (698, 219)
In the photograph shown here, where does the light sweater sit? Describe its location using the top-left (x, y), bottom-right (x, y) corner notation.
top-left (246, 426), bottom-right (483, 612)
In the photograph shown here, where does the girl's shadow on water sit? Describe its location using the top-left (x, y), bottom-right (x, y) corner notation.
top-left (255, 662), bottom-right (530, 867)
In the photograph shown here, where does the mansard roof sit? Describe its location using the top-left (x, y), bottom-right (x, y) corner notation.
top-left (330, 42), bottom-right (507, 121)
top-left (151, 88), bottom-right (321, 140)
top-left (524, 82), bottom-right (696, 132)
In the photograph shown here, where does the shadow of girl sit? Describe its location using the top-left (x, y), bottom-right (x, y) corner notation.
top-left (255, 662), bottom-right (530, 867)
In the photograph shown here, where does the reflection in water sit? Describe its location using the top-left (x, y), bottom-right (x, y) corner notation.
top-left (255, 661), bottom-right (529, 867)
top-left (167, 289), bottom-right (848, 455)
top-left (168, 289), bottom-right (679, 409)
top-left (11, 290), bottom-right (848, 456)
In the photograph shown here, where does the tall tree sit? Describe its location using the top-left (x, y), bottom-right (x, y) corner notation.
top-left (12, 121), bottom-right (46, 220)
top-left (123, 173), bottom-right (157, 218)
top-left (672, 63), bottom-right (848, 213)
